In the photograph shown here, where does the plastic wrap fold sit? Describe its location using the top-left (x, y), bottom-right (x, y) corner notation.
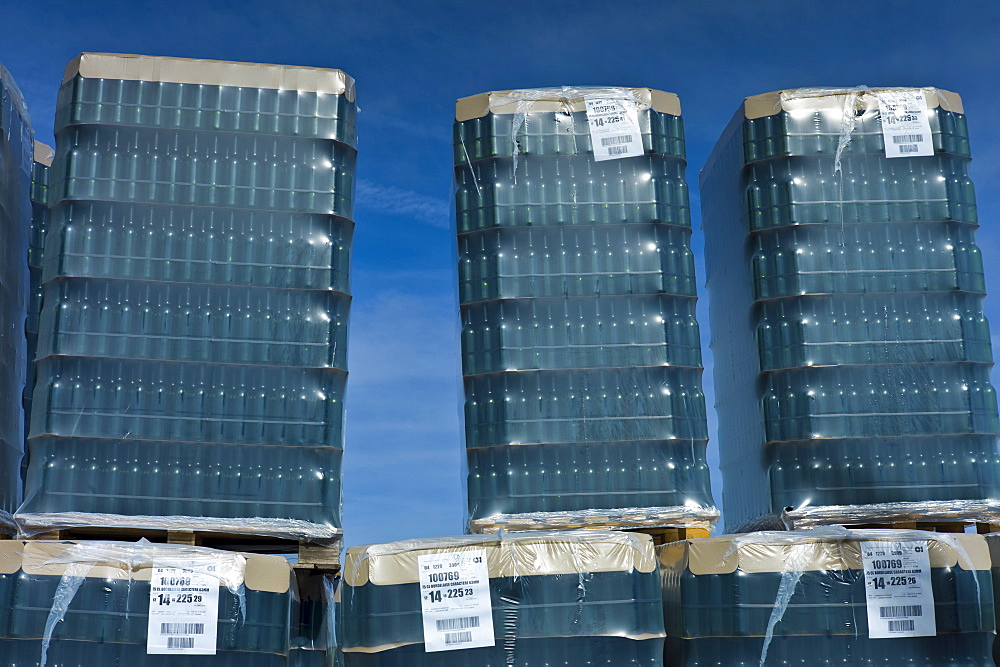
top-left (454, 86), bottom-right (716, 533)
top-left (701, 85), bottom-right (1000, 530)
top-left (18, 52), bottom-right (357, 539)
top-left (0, 63), bottom-right (34, 531)
top-left (659, 528), bottom-right (995, 665)
top-left (0, 539), bottom-right (297, 666)
top-left (342, 530), bottom-right (665, 665)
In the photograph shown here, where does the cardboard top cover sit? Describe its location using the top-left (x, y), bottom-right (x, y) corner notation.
top-left (33, 141), bottom-right (53, 166)
top-left (456, 87), bottom-right (681, 121)
top-left (658, 530), bottom-right (990, 576)
top-left (0, 540), bottom-right (291, 594)
top-left (64, 52), bottom-right (355, 100)
top-left (345, 530), bottom-right (657, 586)
top-left (741, 86), bottom-right (963, 120)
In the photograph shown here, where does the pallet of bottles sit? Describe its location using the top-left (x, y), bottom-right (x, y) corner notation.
top-left (661, 528), bottom-right (998, 665)
top-left (341, 529), bottom-right (665, 666)
top-left (14, 525), bottom-right (342, 570)
top-left (0, 538), bottom-right (310, 665)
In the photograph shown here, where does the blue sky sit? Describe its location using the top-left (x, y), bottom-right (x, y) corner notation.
top-left (3, 1), bottom-right (999, 547)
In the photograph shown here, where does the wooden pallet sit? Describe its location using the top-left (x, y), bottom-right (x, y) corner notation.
top-left (829, 520), bottom-right (1000, 535)
top-left (25, 526), bottom-right (341, 569)
top-left (471, 509), bottom-right (718, 535)
top-left (626, 525), bottom-right (711, 546)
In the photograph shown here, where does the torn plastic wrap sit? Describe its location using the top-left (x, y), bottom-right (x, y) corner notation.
top-left (290, 568), bottom-right (339, 666)
top-left (0, 63), bottom-right (33, 535)
top-left (0, 539), bottom-right (297, 666)
top-left (17, 53), bottom-right (356, 540)
top-left (454, 87), bottom-right (717, 534)
top-left (700, 86), bottom-right (1000, 530)
top-left (659, 528), bottom-right (995, 665)
top-left (341, 530), bottom-right (665, 665)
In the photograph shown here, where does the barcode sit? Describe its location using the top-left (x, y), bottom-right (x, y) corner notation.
top-left (444, 631), bottom-right (473, 645)
top-left (888, 619), bottom-right (915, 633)
top-left (436, 616), bottom-right (480, 632)
top-left (898, 144), bottom-right (919, 153)
top-left (892, 134), bottom-right (924, 143)
top-left (601, 135), bottom-right (633, 147)
top-left (161, 622), bottom-right (205, 635)
top-left (608, 145), bottom-right (630, 156)
top-left (167, 637), bottom-right (196, 649)
top-left (880, 605), bottom-right (922, 618)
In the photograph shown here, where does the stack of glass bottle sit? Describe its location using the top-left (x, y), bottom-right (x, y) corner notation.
top-left (701, 87), bottom-right (1000, 529)
top-left (660, 531), bottom-right (995, 665)
top-left (0, 540), bottom-right (297, 665)
top-left (0, 63), bottom-right (32, 535)
top-left (454, 88), bottom-right (716, 531)
top-left (341, 531), bottom-right (665, 665)
top-left (18, 53), bottom-right (356, 540)
top-left (24, 142), bottom-right (52, 443)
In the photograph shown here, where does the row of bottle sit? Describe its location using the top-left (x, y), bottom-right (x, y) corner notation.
top-left (742, 105), bottom-right (970, 161)
top-left (459, 223), bottom-right (696, 301)
top-left (31, 355), bottom-right (346, 446)
top-left (346, 636), bottom-right (661, 666)
top-left (54, 126), bottom-right (356, 216)
top-left (759, 362), bottom-right (998, 443)
top-left (757, 291), bottom-right (992, 369)
top-left (464, 367), bottom-right (708, 447)
top-left (455, 154), bottom-right (690, 231)
top-left (661, 533), bottom-right (994, 665)
top-left (58, 73), bottom-right (357, 144)
top-left (0, 541), bottom-right (298, 666)
top-left (745, 153), bottom-right (976, 228)
top-left (454, 106), bottom-right (685, 161)
top-left (19, 436), bottom-right (342, 526)
top-left (342, 532), bottom-right (664, 666)
top-left (461, 294), bottom-right (701, 374)
top-left (466, 439), bottom-right (713, 518)
top-left (767, 433), bottom-right (1000, 508)
top-left (752, 220), bottom-right (985, 299)
top-left (44, 201), bottom-right (352, 290)
top-left (38, 277), bottom-right (350, 368)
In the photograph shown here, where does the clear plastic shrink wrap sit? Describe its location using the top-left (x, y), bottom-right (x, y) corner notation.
top-left (17, 53), bottom-right (357, 541)
top-left (290, 568), bottom-right (340, 666)
top-left (660, 528), bottom-right (995, 665)
top-left (0, 539), bottom-right (298, 666)
top-left (700, 87), bottom-right (1000, 530)
top-left (454, 87), bottom-right (717, 533)
top-left (0, 63), bottom-right (33, 535)
top-left (24, 142), bottom-right (53, 440)
top-left (341, 530), bottom-right (665, 665)
top-left (981, 533), bottom-right (1000, 664)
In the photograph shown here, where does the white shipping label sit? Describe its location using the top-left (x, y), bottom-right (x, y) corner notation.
top-left (418, 549), bottom-right (495, 652)
top-left (147, 560), bottom-right (221, 655)
top-left (877, 91), bottom-right (934, 158)
top-left (860, 540), bottom-right (936, 639)
top-left (585, 96), bottom-right (643, 161)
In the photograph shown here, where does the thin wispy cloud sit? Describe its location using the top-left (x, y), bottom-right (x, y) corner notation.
top-left (356, 179), bottom-right (451, 228)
